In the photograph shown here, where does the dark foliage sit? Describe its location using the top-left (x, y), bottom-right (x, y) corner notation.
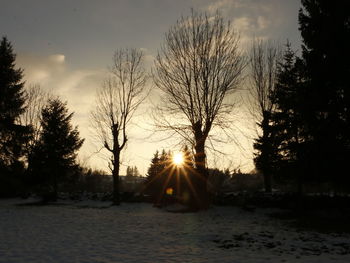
top-left (249, 40), bottom-right (280, 193)
top-left (299, 0), bottom-right (350, 188)
top-left (143, 149), bottom-right (171, 203)
top-left (80, 168), bottom-right (112, 193)
top-left (28, 98), bottom-right (84, 200)
top-left (269, 43), bottom-right (309, 193)
top-left (126, 166), bottom-right (140, 177)
top-left (144, 147), bottom-right (197, 207)
top-left (207, 168), bottom-right (231, 195)
top-left (257, 1), bottom-right (350, 194)
top-left (0, 37), bottom-right (30, 196)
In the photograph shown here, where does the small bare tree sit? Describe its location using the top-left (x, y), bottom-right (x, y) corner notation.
top-left (91, 48), bottom-right (148, 205)
top-left (20, 84), bottom-right (51, 162)
top-left (248, 39), bottom-right (281, 192)
top-left (154, 10), bottom-right (245, 208)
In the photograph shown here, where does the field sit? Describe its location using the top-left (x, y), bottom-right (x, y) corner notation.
top-left (0, 198), bottom-right (349, 263)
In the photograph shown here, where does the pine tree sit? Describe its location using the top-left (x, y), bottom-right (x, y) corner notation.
top-left (144, 150), bottom-right (172, 202)
top-left (182, 145), bottom-right (194, 169)
top-left (299, 0), bottom-right (350, 187)
top-left (0, 37), bottom-right (29, 167)
top-left (0, 37), bottom-right (31, 196)
top-left (270, 43), bottom-right (307, 193)
top-left (29, 98), bottom-right (84, 200)
top-left (126, 166), bottom-right (140, 177)
top-left (126, 166), bottom-right (133, 177)
top-left (133, 166), bottom-right (140, 177)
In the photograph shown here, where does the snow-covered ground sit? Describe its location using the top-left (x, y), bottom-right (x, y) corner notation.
top-left (0, 198), bottom-right (349, 263)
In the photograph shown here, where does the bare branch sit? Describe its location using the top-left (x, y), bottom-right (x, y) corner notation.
top-left (247, 39), bottom-right (281, 124)
top-left (153, 10), bottom-right (245, 173)
top-left (20, 84), bottom-right (52, 161)
top-left (90, 48), bottom-right (148, 204)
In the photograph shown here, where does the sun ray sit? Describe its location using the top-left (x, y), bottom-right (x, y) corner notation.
top-left (173, 152), bottom-right (184, 166)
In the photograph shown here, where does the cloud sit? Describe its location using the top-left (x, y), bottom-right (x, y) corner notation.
top-left (48, 54), bottom-right (65, 64)
top-left (17, 53), bottom-right (67, 85)
top-left (198, 0), bottom-right (287, 47)
top-left (16, 52), bottom-right (162, 174)
top-left (17, 52), bottom-right (107, 168)
top-left (206, 0), bottom-right (245, 13)
top-left (139, 47), bottom-right (156, 69)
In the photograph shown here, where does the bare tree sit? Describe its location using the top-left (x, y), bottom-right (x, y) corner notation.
top-left (153, 10), bottom-right (245, 208)
top-left (248, 39), bottom-right (281, 192)
top-left (20, 84), bottom-right (51, 162)
top-left (91, 48), bottom-right (148, 205)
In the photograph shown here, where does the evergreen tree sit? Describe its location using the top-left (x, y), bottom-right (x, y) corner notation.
top-left (270, 43), bottom-right (308, 193)
top-left (145, 150), bottom-right (160, 182)
top-left (182, 145), bottom-right (194, 169)
top-left (0, 37), bottom-right (30, 196)
top-left (145, 147), bottom-right (197, 206)
top-left (29, 98), bottom-right (84, 200)
top-left (133, 166), bottom-right (140, 177)
top-left (249, 39), bottom-right (281, 193)
top-left (126, 166), bottom-right (133, 177)
top-left (299, 0), bottom-right (350, 187)
top-left (0, 37), bottom-right (29, 167)
top-left (126, 166), bottom-right (140, 177)
top-left (208, 168), bottom-right (231, 195)
top-left (144, 150), bottom-right (170, 200)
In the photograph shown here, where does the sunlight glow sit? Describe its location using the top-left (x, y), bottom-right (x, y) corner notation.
top-left (166, 187), bottom-right (173, 195)
top-left (173, 152), bottom-right (184, 166)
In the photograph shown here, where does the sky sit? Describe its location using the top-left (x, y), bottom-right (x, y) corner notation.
top-left (0, 0), bottom-right (302, 175)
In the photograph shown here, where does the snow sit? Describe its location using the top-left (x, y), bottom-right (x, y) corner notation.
top-left (0, 199), bottom-right (349, 263)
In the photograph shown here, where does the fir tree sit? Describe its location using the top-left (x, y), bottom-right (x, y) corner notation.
top-left (29, 98), bottom-right (84, 200)
top-left (270, 43), bottom-right (307, 193)
top-left (0, 37), bottom-right (30, 196)
top-left (144, 149), bottom-right (174, 202)
top-left (0, 37), bottom-right (29, 167)
top-left (126, 166), bottom-right (140, 177)
top-left (126, 166), bottom-right (133, 177)
top-left (299, 0), bottom-right (350, 187)
top-left (182, 145), bottom-right (194, 169)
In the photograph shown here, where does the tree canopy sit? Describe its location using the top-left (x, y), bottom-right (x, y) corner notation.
top-left (29, 98), bottom-right (84, 199)
top-left (0, 37), bottom-right (28, 167)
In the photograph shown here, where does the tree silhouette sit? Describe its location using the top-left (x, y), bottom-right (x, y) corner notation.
top-left (91, 48), bottom-right (148, 205)
top-left (299, 0), bottom-right (350, 187)
top-left (144, 147), bottom-right (197, 207)
top-left (126, 166), bottom-right (140, 177)
top-left (270, 43), bottom-right (307, 194)
top-left (144, 150), bottom-right (171, 203)
top-left (0, 37), bottom-right (30, 196)
top-left (29, 98), bottom-right (84, 200)
top-left (20, 84), bottom-right (51, 165)
top-left (248, 39), bottom-right (281, 193)
top-left (0, 37), bottom-right (29, 168)
top-left (154, 10), bottom-right (245, 208)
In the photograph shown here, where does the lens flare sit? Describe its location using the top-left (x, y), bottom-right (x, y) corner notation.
top-left (166, 187), bottom-right (173, 195)
top-left (173, 152), bottom-right (184, 165)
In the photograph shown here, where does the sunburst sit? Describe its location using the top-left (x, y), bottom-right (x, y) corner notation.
top-left (173, 152), bottom-right (184, 166)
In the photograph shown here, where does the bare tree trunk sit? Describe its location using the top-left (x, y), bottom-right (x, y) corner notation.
top-left (91, 48), bottom-right (147, 206)
top-left (194, 141), bottom-right (209, 209)
top-left (112, 124), bottom-right (121, 205)
top-left (193, 123), bottom-right (209, 209)
top-left (153, 11), bottom-right (245, 210)
top-left (248, 39), bottom-right (280, 193)
top-left (112, 152), bottom-right (120, 205)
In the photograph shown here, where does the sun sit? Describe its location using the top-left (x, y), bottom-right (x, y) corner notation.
top-left (173, 152), bottom-right (184, 166)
